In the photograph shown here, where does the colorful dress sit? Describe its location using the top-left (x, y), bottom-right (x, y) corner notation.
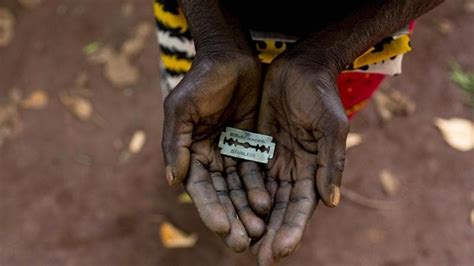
top-left (154, 0), bottom-right (415, 118)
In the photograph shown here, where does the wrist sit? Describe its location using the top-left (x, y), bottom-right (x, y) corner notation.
top-left (192, 49), bottom-right (261, 84)
top-left (180, 0), bottom-right (255, 56)
top-left (281, 41), bottom-right (347, 76)
top-left (196, 38), bottom-right (255, 58)
top-left (273, 47), bottom-right (341, 84)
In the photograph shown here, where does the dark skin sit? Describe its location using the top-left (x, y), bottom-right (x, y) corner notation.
top-left (162, 0), bottom-right (444, 264)
top-left (162, 0), bottom-right (271, 252)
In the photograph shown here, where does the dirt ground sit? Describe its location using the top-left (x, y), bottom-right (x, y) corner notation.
top-left (0, 0), bottom-right (473, 265)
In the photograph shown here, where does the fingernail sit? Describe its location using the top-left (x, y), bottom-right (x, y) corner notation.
top-left (329, 185), bottom-right (341, 207)
top-left (165, 166), bottom-right (175, 186)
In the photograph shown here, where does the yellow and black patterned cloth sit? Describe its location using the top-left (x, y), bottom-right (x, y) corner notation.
top-left (154, 0), bottom-right (414, 117)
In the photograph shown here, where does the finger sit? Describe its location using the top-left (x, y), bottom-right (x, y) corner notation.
top-left (210, 171), bottom-right (250, 252)
top-left (162, 90), bottom-right (193, 186)
top-left (239, 161), bottom-right (272, 215)
top-left (314, 109), bottom-right (349, 208)
top-left (273, 177), bottom-right (317, 258)
top-left (257, 181), bottom-right (292, 266)
top-left (185, 158), bottom-right (230, 235)
top-left (224, 161), bottom-right (265, 239)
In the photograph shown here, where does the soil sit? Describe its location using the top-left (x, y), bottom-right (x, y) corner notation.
top-left (0, 0), bottom-right (473, 265)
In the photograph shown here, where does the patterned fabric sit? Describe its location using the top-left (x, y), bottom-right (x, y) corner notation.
top-left (154, 0), bottom-right (414, 118)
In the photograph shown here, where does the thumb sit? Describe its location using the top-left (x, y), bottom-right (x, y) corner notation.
top-left (314, 108), bottom-right (349, 208)
top-left (162, 92), bottom-right (194, 186)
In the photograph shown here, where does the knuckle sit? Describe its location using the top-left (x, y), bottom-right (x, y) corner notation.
top-left (229, 188), bottom-right (244, 199)
top-left (336, 115), bottom-right (350, 136)
top-left (335, 158), bottom-right (345, 173)
top-left (195, 56), bottom-right (219, 70)
top-left (161, 138), bottom-right (172, 152)
top-left (163, 94), bottom-right (178, 115)
top-left (289, 195), bottom-right (312, 205)
top-left (216, 190), bottom-right (228, 197)
top-left (161, 132), bottom-right (176, 152)
top-left (190, 178), bottom-right (208, 187)
top-left (239, 55), bottom-right (261, 73)
top-left (235, 204), bottom-right (251, 213)
top-left (273, 201), bottom-right (288, 211)
top-left (322, 108), bottom-right (349, 137)
top-left (331, 108), bottom-right (349, 127)
top-left (163, 87), bottom-right (191, 117)
top-left (281, 220), bottom-right (301, 229)
top-left (225, 166), bottom-right (238, 176)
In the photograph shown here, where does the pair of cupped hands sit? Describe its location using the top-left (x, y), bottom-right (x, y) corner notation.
top-left (162, 41), bottom-right (350, 265)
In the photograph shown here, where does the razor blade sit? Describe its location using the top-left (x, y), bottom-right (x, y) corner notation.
top-left (218, 127), bottom-right (275, 164)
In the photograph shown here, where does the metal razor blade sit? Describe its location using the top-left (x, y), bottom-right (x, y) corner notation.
top-left (218, 127), bottom-right (275, 164)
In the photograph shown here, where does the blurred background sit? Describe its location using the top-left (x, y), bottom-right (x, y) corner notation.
top-left (0, 0), bottom-right (473, 265)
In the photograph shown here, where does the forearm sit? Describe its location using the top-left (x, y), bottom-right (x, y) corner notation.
top-left (179, 0), bottom-right (253, 55)
top-left (287, 0), bottom-right (445, 73)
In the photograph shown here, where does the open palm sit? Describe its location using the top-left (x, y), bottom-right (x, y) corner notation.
top-left (162, 52), bottom-right (271, 252)
top-left (255, 58), bottom-right (349, 265)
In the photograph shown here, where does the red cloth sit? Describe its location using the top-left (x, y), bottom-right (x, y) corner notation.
top-left (337, 72), bottom-right (385, 119)
top-left (338, 21), bottom-right (415, 119)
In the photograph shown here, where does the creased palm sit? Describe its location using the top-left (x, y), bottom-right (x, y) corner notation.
top-left (162, 53), bottom-right (271, 252)
top-left (255, 58), bottom-right (349, 265)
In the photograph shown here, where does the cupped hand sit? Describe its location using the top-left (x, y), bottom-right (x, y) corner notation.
top-left (162, 52), bottom-right (271, 252)
top-left (255, 56), bottom-right (349, 265)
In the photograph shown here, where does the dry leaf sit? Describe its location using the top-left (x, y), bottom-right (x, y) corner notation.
top-left (434, 118), bottom-right (474, 151)
top-left (90, 47), bottom-right (139, 87)
top-left (0, 8), bottom-right (15, 47)
top-left (75, 72), bottom-right (89, 89)
top-left (470, 209), bottom-right (474, 227)
top-left (21, 90), bottom-right (48, 109)
top-left (373, 88), bottom-right (415, 121)
top-left (0, 105), bottom-right (19, 145)
top-left (0, 104), bottom-right (17, 127)
top-left (60, 93), bottom-right (93, 121)
top-left (128, 130), bottom-right (146, 154)
top-left (177, 192), bottom-right (192, 204)
top-left (9, 88), bottom-right (22, 103)
top-left (160, 222), bottom-right (198, 248)
top-left (466, 0), bottom-right (474, 13)
top-left (379, 169), bottom-right (399, 196)
top-left (121, 22), bottom-right (153, 57)
top-left (121, 2), bottom-right (135, 17)
top-left (364, 228), bottom-right (385, 244)
top-left (18, 0), bottom-right (43, 8)
top-left (88, 22), bottom-right (151, 88)
top-left (437, 18), bottom-right (453, 34)
top-left (346, 133), bottom-right (362, 149)
top-left (75, 153), bottom-right (92, 166)
top-left (88, 46), bottom-right (114, 63)
top-left (104, 54), bottom-right (140, 87)
top-left (70, 73), bottom-right (94, 98)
